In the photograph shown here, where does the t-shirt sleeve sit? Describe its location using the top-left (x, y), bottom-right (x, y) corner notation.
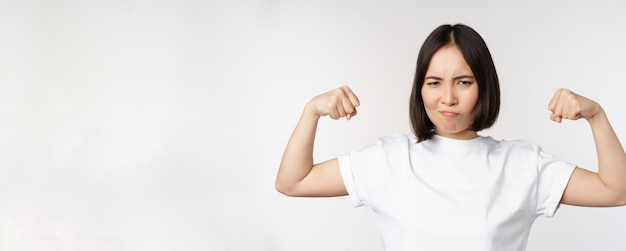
top-left (338, 139), bottom-right (385, 208)
top-left (535, 148), bottom-right (577, 217)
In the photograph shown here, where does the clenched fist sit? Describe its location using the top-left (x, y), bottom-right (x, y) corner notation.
top-left (306, 85), bottom-right (360, 120)
top-left (548, 88), bottom-right (602, 123)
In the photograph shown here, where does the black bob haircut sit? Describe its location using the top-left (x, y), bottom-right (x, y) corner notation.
top-left (409, 24), bottom-right (500, 142)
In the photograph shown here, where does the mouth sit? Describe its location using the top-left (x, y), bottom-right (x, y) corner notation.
top-left (439, 111), bottom-right (459, 117)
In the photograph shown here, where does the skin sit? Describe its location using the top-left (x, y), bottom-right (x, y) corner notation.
top-left (275, 46), bottom-right (626, 207)
top-left (421, 45), bottom-right (479, 140)
top-left (275, 86), bottom-right (356, 196)
top-left (551, 89), bottom-right (626, 206)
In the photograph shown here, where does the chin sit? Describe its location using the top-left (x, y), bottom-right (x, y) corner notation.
top-left (436, 127), bottom-right (476, 137)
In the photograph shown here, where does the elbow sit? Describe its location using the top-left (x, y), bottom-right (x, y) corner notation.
top-left (275, 180), bottom-right (298, 197)
top-left (274, 182), bottom-right (288, 196)
top-left (606, 188), bottom-right (626, 206)
top-left (616, 192), bottom-right (626, 206)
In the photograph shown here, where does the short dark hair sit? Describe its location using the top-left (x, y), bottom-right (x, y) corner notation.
top-left (409, 24), bottom-right (500, 142)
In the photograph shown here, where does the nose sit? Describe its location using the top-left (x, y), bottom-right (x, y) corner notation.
top-left (441, 84), bottom-right (457, 106)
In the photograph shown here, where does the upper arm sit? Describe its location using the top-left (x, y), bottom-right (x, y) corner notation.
top-left (561, 167), bottom-right (626, 207)
top-left (281, 158), bottom-right (348, 197)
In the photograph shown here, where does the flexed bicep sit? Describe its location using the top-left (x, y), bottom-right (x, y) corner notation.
top-left (276, 86), bottom-right (360, 197)
top-left (552, 88), bottom-right (626, 207)
top-left (287, 158), bottom-right (348, 197)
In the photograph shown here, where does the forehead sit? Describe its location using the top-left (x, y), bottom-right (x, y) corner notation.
top-left (425, 45), bottom-right (473, 75)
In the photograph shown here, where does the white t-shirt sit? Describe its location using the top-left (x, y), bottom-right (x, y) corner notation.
top-left (338, 133), bottom-right (576, 251)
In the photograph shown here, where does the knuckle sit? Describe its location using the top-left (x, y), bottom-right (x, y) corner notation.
top-left (333, 88), bottom-right (344, 96)
top-left (327, 95), bottom-right (339, 104)
top-left (323, 102), bottom-right (334, 112)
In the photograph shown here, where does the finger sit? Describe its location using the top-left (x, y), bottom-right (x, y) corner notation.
top-left (566, 105), bottom-right (583, 120)
top-left (560, 94), bottom-right (571, 119)
top-left (548, 90), bottom-right (563, 123)
top-left (341, 85), bottom-right (360, 107)
top-left (548, 89), bottom-right (564, 123)
top-left (548, 88), bottom-right (563, 112)
top-left (328, 106), bottom-right (340, 120)
top-left (347, 108), bottom-right (358, 120)
top-left (340, 101), bottom-right (352, 120)
top-left (327, 90), bottom-right (347, 118)
top-left (550, 113), bottom-right (562, 123)
top-left (336, 100), bottom-right (347, 118)
top-left (340, 94), bottom-right (355, 116)
top-left (553, 90), bottom-right (566, 118)
top-left (561, 92), bottom-right (582, 120)
top-left (333, 87), bottom-right (351, 119)
top-left (323, 95), bottom-right (341, 119)
top-left (562, 100), bottom-right (575, 120)
top-left (340, 85), bottom-right (360, 120)
top-left (570, 97), bottom-right (583, 120)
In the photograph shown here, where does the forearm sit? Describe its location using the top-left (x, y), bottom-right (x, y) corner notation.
top-left (588, 109), bottom-right (626, 194)
top-left (275, 105), bottom-right (320, 194)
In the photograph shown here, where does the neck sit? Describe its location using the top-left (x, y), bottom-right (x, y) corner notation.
top-left (434, 130), bottom-right (478, 140)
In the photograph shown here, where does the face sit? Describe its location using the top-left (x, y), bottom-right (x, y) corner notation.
top-left (421, 45), bottom-right (479, 140)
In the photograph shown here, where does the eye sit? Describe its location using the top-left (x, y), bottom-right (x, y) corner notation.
top-left (458, 80), bottom-right (473, 85)
top-left (426, 81), bottom-right (440, 86)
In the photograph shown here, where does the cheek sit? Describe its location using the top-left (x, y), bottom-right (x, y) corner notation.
top-left (469, 96), bottom-right (479, 109)
top-left (420, 88), bottom-right (435, 109)
top-left (466, 86), bottom-right (479, 108)
top-left (467, 91), bottom-right (480, 116)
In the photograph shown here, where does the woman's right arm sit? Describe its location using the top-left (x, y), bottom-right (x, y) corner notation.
top-left (275, 86), bottom-right (360, 197)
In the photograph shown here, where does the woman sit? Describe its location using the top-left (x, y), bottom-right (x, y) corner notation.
top-left (275, 24), bottom-right (626, 250)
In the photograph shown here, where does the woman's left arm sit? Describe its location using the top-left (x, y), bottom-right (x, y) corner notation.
top-left (550, 88), bottom-right (626, 206)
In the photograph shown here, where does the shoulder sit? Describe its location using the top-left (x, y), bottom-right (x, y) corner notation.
top-left (486, 137), bottom-right (545, 164)
top-left (345, 133), bottom-right (414, 155)
top-left (375, 133), bottom-right (420, 152)
top-left (351, 133), bottom-right (415, 156)
top-left (378, 133), bottom-right (416, 145)
top-left (489, 137), bottom-right (541, 152)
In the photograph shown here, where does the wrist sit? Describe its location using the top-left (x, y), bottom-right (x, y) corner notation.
top-left (303, 102), bottom-right (321, 120)
top-left (587, 107), bottom-right (607, 125)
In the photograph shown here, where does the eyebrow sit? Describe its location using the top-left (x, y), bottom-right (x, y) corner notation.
top-left (425, 75), bottom-right (475, 80)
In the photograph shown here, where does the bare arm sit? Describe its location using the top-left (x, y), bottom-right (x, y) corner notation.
top-left (275, 86), bottom-right (360, 197)
top-left (549, 89), bottom-right (626, 206)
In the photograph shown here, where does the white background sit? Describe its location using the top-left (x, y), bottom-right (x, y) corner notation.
top-left (1, 0), bottom-right (625, 250)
